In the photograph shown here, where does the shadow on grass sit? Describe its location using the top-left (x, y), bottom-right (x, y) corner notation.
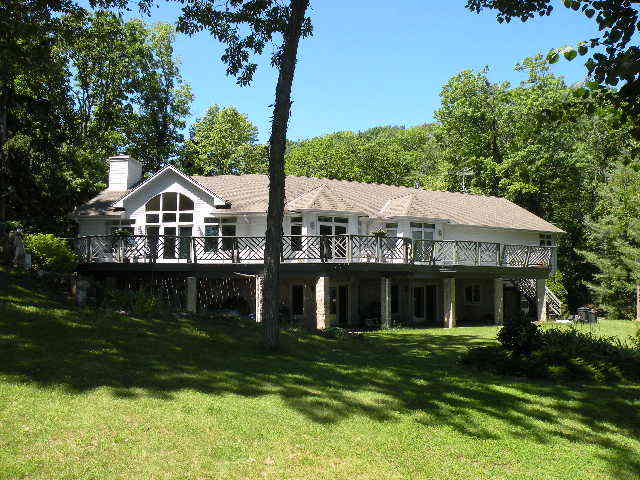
top-left (1, 276), bottom-right (639, 478)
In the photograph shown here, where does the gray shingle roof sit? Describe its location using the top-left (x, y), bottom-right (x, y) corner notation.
top-left (73, 174), bottom-right (563, 233)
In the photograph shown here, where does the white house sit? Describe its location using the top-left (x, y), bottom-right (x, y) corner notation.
top-left (72, 155), bottom-right (563, 328)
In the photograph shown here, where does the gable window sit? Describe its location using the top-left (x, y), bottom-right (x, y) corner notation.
top-left (464, 284), bottom-right (481, 305)
top-left (145, 193), bottom-right (194, 224)
top-left (204, 217), bottom-right (237, 251)
top-left (539, 234), bottom-right (554, 246)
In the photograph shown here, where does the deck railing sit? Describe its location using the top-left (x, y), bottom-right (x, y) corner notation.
top-left (73, 234), bottom-right (555, 268)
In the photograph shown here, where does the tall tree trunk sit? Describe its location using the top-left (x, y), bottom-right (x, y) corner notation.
top-left (0, 89), bottom-right (8, 222)
top-left (636, 283), bottom-right (640, 322)
top-left (262, 0), bottom-right (309, 349)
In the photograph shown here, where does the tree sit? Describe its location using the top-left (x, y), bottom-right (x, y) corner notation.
top-left (435, 57), bottom-right (636, 309)
top-left (465, 0), bottom-right (640, 115)
top-left (285, 125), bottom-right (443, 188)
top-left (0, 0), bottom-right (78, 222)
top-left (61, 11), bottom-right (192, 176)
top-left (582, 159), bottom-right (640, 319)
top-left (179, 105), bottom-right (266, 175)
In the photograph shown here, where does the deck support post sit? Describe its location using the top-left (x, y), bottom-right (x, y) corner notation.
top-left (380, 276), bottom-right (391, 329)
top-left (315, 276), bottom-right (330, 329)
top-left (186, 276), bottom-right (197, 313)
top-left (494, 278), bottom-right (504, 325)
top-left (349, 276), bottom-right (359, 326)
top-left (443, 277), bottom-right (456, 328)
top-left (255, 275), bottom-right (263, 323)
top-left (536, 278), bottom-right (547, 322)
top-left (76, 278), bottom-right (90, 307)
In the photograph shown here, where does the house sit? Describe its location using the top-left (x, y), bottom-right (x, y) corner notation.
top-left (72, 155), bottom-right (564, 328)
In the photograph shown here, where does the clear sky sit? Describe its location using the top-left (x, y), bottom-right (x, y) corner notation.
top-left (121, 0), bottom-right (603, 143)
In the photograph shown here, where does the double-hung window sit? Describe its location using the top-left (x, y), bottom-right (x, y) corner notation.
top-left (204, 217), bottom-right (237, 251)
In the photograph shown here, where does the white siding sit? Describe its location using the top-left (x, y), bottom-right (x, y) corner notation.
top-left (443, 224), bottom-right (540, 245)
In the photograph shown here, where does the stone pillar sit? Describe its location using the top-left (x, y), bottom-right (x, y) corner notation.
top-left (536, 278), bottom-right (547, 323)
top-left (494, 278), bottom-right (504, 325)
top-left (186, 276), bottom-right (197, 313)
top-left (76, 279), bottom-right (90, 307)
top-left (380, 276), bottom-right (391, 329)
top-left (315, 276), bottom-right (330, 329)
top-left (254, 275), bottom-right (263, 323)
top-left (348, 277), bottom-right (359, 326)
top-left (443, 277), bottom-right (456, 328)
top-left (303, 279), bottom-right (317, 330)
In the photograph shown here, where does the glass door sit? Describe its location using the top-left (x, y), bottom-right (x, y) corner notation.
top-left (179, 226), bottom-right (192, 259)
top-left (411, 223), bottom-right (435, 262)
top-left (163, 226), bottom-right (176, 259)
top-left (318, 216), bottom-right (348, 259)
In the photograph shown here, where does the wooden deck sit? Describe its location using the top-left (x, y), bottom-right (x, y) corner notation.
top-left (74, 235), bottom-right (554, 279)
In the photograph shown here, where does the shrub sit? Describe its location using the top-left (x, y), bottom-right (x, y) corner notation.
top-left (497, 314), bottom-right (542, 356)
top-left (24, 233), bottom-right (77, 273)
top-left (102, 287), bottom-right (167, 317)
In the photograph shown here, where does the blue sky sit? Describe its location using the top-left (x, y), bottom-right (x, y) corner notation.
top-left (124, 1), bottom-right (602, 143)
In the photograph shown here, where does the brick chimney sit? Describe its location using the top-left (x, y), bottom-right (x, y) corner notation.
top-left (107, 155), bottom-right (142, 191)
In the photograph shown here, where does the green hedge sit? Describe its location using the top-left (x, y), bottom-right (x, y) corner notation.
top-left (24, 234), bottom-right (77, 273)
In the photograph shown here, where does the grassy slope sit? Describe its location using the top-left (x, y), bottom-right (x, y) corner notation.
top-left (1, 271), bottom-right (639, 480)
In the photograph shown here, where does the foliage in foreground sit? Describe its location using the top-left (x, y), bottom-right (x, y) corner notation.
top-left (464, 315), bottom-right (640, 384)
top-left (24, 233), bottom-right (77, 273)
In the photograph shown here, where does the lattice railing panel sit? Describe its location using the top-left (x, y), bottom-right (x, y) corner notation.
top-left (456, 241), bottom-right (478, 265)
top-left (432, 241), bottom-right (455, 264)
top-left (351, 235), bottom-right (378, 262)
top-left (282, 235), bottom-right (321, 260)
top-left (193, 237), bottom-right (235, 262)
top-left (502, 244), bottom-right (529, 266)
top-left (479, 242), bottom-right (500, 265)
top-left (236, 236), bottom-right (265, 262)
top-left (527, 246), bottom-right (552, 267)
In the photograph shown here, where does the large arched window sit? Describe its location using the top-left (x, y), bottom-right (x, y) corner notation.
top-left (145, 192), bottom-right (195, 259)
top-left (145, 192), bottom-right (194, 224)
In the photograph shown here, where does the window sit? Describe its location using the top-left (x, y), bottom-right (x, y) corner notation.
top-left (464, 284), bottom-right (481, 305)
top-left (145, 192), bottom-right (194, 221)
top-left (540, 234), bottom-right (554, 246)
top-left (290, 216), bottom-right (303, 251)
top-left (204, 217), bottom-right (237, 251)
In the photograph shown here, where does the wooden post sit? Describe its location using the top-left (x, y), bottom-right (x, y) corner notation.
top-left (443, 277), bottom-right (456, 328)
top-left (535, 278), bottom-right (547, 323)
top-left (380, 276), bottom-right (391, 329)
top-left (346, 235), bottom-right (353, 263)
top-left (186, 276), bottom-right (197, 313)
top-left (494, 278), bottom-right (504, 325)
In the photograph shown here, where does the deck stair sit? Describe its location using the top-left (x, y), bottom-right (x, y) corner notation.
top-left (508, 278), bottom-right (562, 317)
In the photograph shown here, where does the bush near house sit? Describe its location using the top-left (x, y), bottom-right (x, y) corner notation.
top-left (24, 233), bottom-right (77, 273)
top-left (463, 315), bottom-right (640, 384)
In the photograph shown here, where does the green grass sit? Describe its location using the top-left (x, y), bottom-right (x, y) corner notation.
top-left (1, 271), bottom-right (640, 480)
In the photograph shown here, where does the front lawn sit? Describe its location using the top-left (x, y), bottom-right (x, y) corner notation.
top-left (1, 272), bottom-right (639, 480)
